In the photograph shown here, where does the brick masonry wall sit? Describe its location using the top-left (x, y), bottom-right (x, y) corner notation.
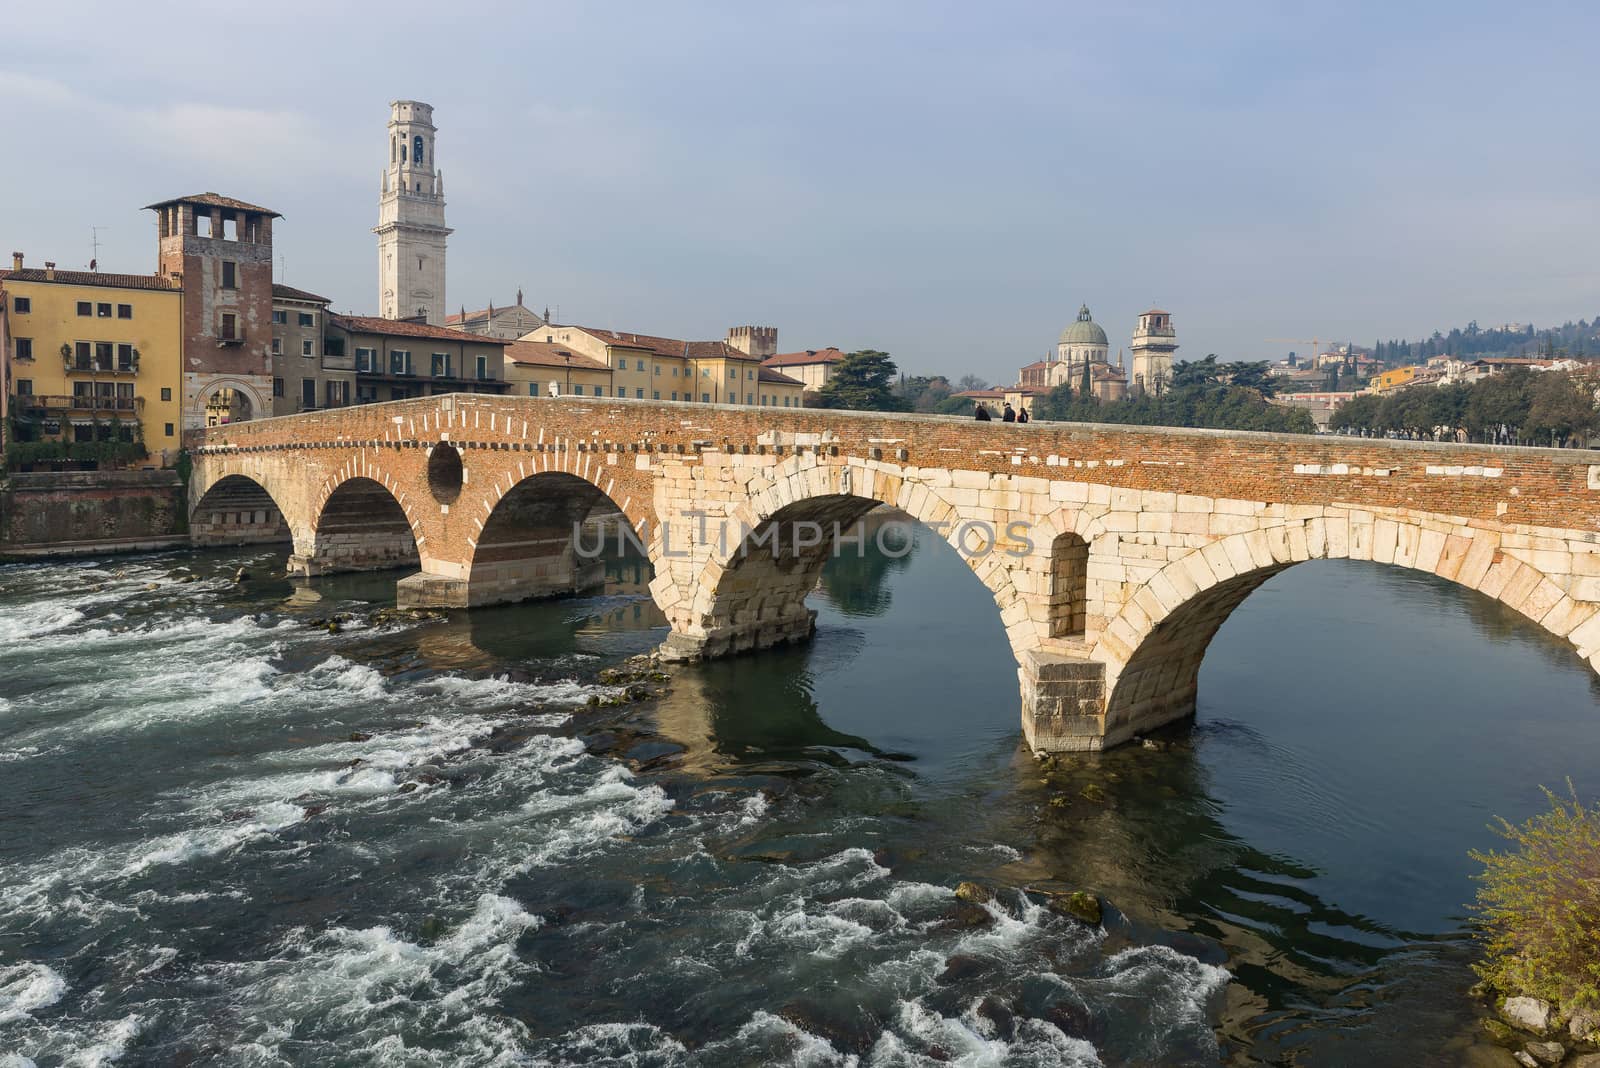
top-left (189, 394), bottom-right (1600, 750)
top-left (1, 470), bottom-right (187, 551)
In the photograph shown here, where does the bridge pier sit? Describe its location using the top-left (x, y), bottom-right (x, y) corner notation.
top-left (395, 550), bottom-right (606, 609)
top-left (1019, 651), bottom-right (1112, 753)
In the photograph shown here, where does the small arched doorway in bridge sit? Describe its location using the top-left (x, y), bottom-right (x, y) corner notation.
top-left (190, 474), bottom-right (290, 547)
top-left (1049, 532), bottom-right (1089, 639)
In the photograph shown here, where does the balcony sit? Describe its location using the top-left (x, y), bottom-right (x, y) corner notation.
top-left (19, 394), bottom-right (143, 414)
top-left (65, 361), bottom-right (139, 375)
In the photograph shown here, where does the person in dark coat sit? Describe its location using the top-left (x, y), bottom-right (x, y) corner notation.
top-left (1002, 403), bottom-right (1016, 423)
top-left (974, 404), bottom-right (992, 421)
top-left (1017, 407), bottom-right (1030, 424)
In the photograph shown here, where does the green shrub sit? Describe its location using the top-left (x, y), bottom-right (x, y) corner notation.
top-left (1471, 783), bottom-right (1600, 1011)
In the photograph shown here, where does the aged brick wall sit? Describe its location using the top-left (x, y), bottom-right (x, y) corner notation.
top-left (190, 394), bottom-right (1600, 751)
top-left (1, 470), bottom-right (187, 552)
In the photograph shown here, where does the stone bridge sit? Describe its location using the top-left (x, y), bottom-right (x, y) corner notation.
top-left (187, 394), bottom-right (1600, 752)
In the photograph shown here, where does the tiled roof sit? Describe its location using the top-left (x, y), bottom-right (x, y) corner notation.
top-left (573, 326), bottom-right (757, 361)
top-left (954, 388), bottom-right (1007, 398)
top-left (272, 283), bottom-right (330, 304)
top-left (503, 339), bottom-right (609, 371)
top-left (763, 347), bottom-right (846, 368)
top-left (758, 366), bottom-right (803, 386)
top-left (329, 314), bottom-right (513, 344)
top-left (143, 192), bottom-right (281, 217)
top-left (1018, 360), bottom-right (1051, 371)
top-left (0, 268), bottom-right (177, 292)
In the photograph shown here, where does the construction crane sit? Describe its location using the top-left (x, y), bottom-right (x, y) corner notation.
top-left (1264, 337), bottom-right (1345, 369)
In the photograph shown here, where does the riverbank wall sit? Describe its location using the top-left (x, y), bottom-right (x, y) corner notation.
top-left (0, 470), bottom-right (189, 558)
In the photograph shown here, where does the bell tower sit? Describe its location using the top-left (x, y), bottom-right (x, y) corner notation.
top-left (375, 100), bottom-right (451, 323)
top-left (1130, 309), bottom-right (1178, 397)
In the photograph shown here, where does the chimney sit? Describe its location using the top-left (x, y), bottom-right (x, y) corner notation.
top-left (10, 252), bottom-right (21, 271)
top-left (43, 261), bottom-right (55, 280)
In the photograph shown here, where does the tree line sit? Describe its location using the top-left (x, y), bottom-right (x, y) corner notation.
top-left (808, 351), bottom-right (1316, 434)
top-left (1031, 355), bottom-right (1314, 433)
top-left (1330, 368), bottom-right (1598, 446)
top-left (1372, 316), bottom-right (1600, 365)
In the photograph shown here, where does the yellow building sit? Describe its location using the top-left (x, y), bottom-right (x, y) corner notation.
top-left (502, 339), bottom-right (613, 397)
top-left (522, 324), bottom-right (805, 407)
top-left (1371, 365), bottom-right (1420, 393)
top-left (1, 256), bottom-right (184, 468)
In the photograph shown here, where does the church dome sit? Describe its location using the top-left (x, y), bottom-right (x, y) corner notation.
top-left (1059, 304), bottom-right (1108, 346)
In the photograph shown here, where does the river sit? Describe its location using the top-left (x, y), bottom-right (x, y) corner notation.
top-left (1, 521), bottom-right (1597, 1066)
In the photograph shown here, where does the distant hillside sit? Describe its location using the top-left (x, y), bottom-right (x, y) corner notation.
top-left (1374, 317), bottom-right (1600, 365)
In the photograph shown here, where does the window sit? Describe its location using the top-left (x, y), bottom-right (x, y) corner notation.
top-left (16, 379), bottom-right (31, 395)
top-left (272, 310), bottom-right (287, 325)
top-left (116, 382), bottom-right (134, 408)
top-left (14, 338), bottom-right (32, 360)
top-left (672, 367), bottom-right (679, 376)
top-left (475, 354), bottom-right (488, 380)
top-left (746, 393), bottom-right (753, 404)
top-left (161, 387), bottom-right (172, 401)
top-left (358, 384), bottom-right (379, 403)
top-left (671, 391), bottom-right (678, 401)
top-left (220, 313), bottom-right (238, 340)
top-left (272, 337), bottom-right (282, 355)
top-left (73, 341), bottom-right (91, 370)
top-left (221, 261), bottom-right (237, 289)
top-left (97, 302), bottom-right (112, 318)
top-left (298, 312), bottom-right (314, 327)
top-left (390, 386), bottom-right (410, 401)
top-left (431, 352), bottom-right (450, 377)
top-left (96, 342), bottom-right (113, 369)
top-left (702, 368), bottom-right (710, 377)
top-left (652, 390), bottom-right (660, 400)
top-left (117, 304), bottom-right (132, 319)
top-left (635, 387), bottom-right (644, 399)
top-left (273, 378), bottom-right (285, 399)
top-left (654, 365), bottom-right (661, 375)
top-left (77, 301), bottom-right (92, 316)
top-left (727, 368), bottom-right (736, 380)
top-left (748, 369), bottom-right (754, 380)
top-left (117, 343), bottom-right (134, 371)
top-left (12, 296), bottom-right (29, 314)
top-left (302, 339), bottom-right (315, 357)
top-left (594, 386), bottom-right (605, 397)
top-left (390, 350), bottom-right (412, 375)
top-left (326, 380), bottom-right (349, 407)
top-left (701, 392), bottom-right (710, 403)
top-left (355, 347), bottom-right (377, 373)
top-left (573, 384), bottom-right (584, 396)
top-left (528, 383), bottom-right (539, 397)
top-left (302, 379), bottom-right (316, 409)
top-left (165, 423), bottom-right (174, 437)
top-left (324, 337), bottom-right (345, 357)
top-left (413, 134), bottom-right (424, 165)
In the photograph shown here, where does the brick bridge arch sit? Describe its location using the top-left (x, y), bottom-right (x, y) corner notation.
top-left (188, 394), bottom-right (1600, 753)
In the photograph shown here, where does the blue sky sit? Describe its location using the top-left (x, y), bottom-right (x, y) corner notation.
top-left (4, 1), bottom-right (1598, 383)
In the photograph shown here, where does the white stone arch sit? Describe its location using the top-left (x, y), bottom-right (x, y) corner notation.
top-left (195, 376), bottom-right (267, 425)
top-left (1092, 512), bottom-right (1600, 743)
top-left (674, 456), bottom-right (1038, 663)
